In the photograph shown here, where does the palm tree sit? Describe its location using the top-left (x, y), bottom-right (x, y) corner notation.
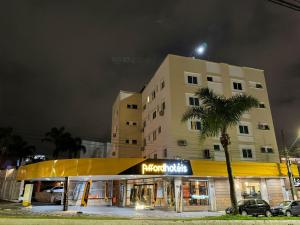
top-left (67, 137), bottom-right (86, 158)
top-left (0, 127), bottom-right (13, 167)
top-left (8, 135), bottom-right (35, 166)
top-left (182, 88), bottom-right (259, 214)
top-left (42, 127), bottom-right (71, 159)
top-left (0, 127), bottom-right (13, 157)
top-left (43, 127), bottom-right (86, 159)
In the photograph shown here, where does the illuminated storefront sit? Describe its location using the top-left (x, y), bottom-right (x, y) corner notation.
top-left (16, 158), bottom-right (299, 212)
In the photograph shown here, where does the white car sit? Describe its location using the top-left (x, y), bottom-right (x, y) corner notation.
top-left (45, 186), bottom-right (64, 193)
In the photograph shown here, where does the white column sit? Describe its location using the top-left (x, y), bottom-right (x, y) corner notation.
top-left (18, 180), bottom-right (25, 202)
top-left (280, 178), bottom-right (289, 201)
top-left (235, 178), bottom-right (242, 202)
top-left (208, 178), bottom-right (217, 211)
top-left (174, 177), bottom-right (182, 213)
top-left (260, 178), bottom-right (269, 202)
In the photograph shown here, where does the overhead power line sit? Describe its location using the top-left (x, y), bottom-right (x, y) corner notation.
top-left (267, 0), bottom-right (300, 11)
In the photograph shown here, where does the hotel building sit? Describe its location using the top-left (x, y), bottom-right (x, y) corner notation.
top-left (13, 55), bottom-right (298, 212)
top-left (111, 54), bottom-right (279, 162)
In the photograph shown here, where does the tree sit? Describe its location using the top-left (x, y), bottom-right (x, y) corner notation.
top-left (43, 127), bottom-right (86, 159)
top-left (8, 135), bottom-right (35, 166)
top-left (67, 137), bottom-right (86, 158)
top-left (0, 128), bottom-right (35, 167)
top-left (0, 127), bottom-right (13, 158)
top-left (42, 127), bottom-right (71, 159)
top-left (182, 88), bottom-right (258, 214)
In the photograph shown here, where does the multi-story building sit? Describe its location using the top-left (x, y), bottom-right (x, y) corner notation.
top-left (112, 54), bottom-right (279, 163)
top-left (80, 140), bottom-right (112, 158)
top-left (111, 91), bottom-right (142, 157)
top-left (13, 54), bottom-right (295, 213)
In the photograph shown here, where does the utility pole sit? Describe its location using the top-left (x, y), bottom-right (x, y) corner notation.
top-left (63, 176), bottom-right (69, 211)
top-left (281, 129), bottom-right (296, 200)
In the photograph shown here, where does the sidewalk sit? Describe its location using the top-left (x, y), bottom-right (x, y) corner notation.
top-left (25, 205), bottom-right (224, 219)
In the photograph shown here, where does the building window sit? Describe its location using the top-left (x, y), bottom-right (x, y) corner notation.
top-left (239, 125), bottom-right (249, 134)
top-left (189, 97), bottom-right (200, 106)
top-left (153, 130), bottom-right (157, 141)
top-left (261, 147), bottom-right (273, 153)
top-left (143, 138), bottom-right (146, 146)
top-left (132, 140), bottom-right (137, 145)
top-left (126, 121), bottom-right (137, 126)
top-left (187, 75), bottom-right (198, 84)
top-left (182, 180), bottom-right (209, 207)
top-left (258, 123), bottom-right (270, 130)
top-left (190, 121), bottom-right (201, 130)
top-left (256, 83), bottom-right (263, 88)
top-left (151, 90), bottom-right (156, 100)
top-left (161, 80), bottom-right (165, 89)
top-left (242, 149), bottom-right (253, 158)
top-left (258, 103), bottom-right (265, 108)
top-left (125, 139), bottom-right (129, 144)
top-left (143, 120), bottom-right (146, 128)
top-left (127, 104), bottom-right (138, 109)
top-left (143, 104), bottom-right (146, 110)
top-left (161, 102), bottom-right (166, 110)
top-left (158, 126), bottom-right (162, 134)
top-left (207, 76), bottom-right (213, 82)
top-left (153, 111), bottom-right (157, 119)
top-left (163, 149), bottom-right (167, 158)
top-left (153, 154), bottom-right (157, 159)
top-left (233, 82), bottom-right (243, 90)
top-left (213, 144), bottom-right (221, 151)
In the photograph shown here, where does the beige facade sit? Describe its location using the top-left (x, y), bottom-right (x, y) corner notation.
top-left (111, 91), bottom-right (142, 157)
top-left (111, 54), bottom-right (279, 162)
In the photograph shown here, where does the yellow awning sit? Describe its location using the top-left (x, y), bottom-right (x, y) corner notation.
top-left (16, 158), bottom-right (299, 180)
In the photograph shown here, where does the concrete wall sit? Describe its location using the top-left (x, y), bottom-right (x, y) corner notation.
top-left (0, 169), bottom-right (22, 201)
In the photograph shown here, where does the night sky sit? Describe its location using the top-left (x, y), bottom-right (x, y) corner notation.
top-left (0, 0), bottom-right (299, 156)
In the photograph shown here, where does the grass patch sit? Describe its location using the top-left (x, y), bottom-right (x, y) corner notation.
top-left (200, 215), bottom-right (300, 220)
top-left (1, 213), bottom-right (300, 221)
top-left (0, 214), bottom-right (131, 220)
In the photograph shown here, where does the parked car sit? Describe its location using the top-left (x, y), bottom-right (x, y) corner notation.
top-left (44, 186), bottom-right (64, 193)
top-left (271, 200), bottom-right (300, 216)
top-left (226, 199), bottom-right (272, 217)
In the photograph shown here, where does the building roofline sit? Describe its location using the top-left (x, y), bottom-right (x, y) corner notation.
top-left (167, 54), bottom-right (264, 72)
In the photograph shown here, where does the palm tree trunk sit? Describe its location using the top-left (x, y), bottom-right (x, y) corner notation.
top-left (223, 144), bottom-right (238, 214)
top-left (221, 130), bottom-right (238, 214)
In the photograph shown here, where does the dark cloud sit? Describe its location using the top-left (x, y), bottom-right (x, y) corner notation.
top-left (0, 0), bottom-right (299, 155)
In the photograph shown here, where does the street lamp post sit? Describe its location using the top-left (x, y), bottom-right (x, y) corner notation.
top-left (281, 129), bottom-right (300, 200)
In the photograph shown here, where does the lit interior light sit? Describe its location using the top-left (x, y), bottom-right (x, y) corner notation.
top-left (135, 203), bottom-right (145, 210)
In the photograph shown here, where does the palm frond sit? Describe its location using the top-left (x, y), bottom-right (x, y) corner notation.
top-left (195, 88), bottom-right (225, 108)
top-left (181, 106), bottom-right (205, 122)
top-left (225, 94), bottom-right (259, 125)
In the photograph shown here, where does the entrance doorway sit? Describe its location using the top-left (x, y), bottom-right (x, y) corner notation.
top-left (129, 184), bottom-right (154, 208)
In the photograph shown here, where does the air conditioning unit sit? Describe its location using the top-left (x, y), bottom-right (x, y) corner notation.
top-left (177, 140), bottom-right (187, 146)
top-left (159, 110), bottom-right (164, 116)
top-left (258, 124), bottom-right (264, 130)
top-left (203, 149), bottom-right (211, 159)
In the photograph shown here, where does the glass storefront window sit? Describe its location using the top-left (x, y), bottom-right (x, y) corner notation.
top-left (182, 180), bottom-right (209, 207)
top-left (126, 178), bottom-right (174, 209)
top-left (240, 180), bottom-right (261, 199)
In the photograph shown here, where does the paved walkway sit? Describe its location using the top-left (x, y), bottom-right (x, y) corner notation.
top-left (25, 205), bottom-right (224, 218)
